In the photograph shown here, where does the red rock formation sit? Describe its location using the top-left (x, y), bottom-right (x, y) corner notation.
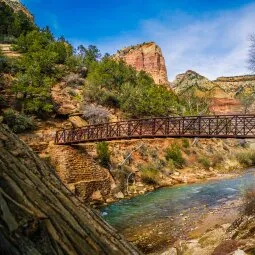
top-left (114, 42), bottom-right (169, 85)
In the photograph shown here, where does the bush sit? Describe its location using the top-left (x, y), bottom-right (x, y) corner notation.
top-left (3, 109), bottom-right (35, 133)
top-left (82, 105), bottom-right (110, 124)
top-left (165, 144), bottom-right (185, 168)
top-left (198, 156), bottom-right (211, 169)
top-left (96, 141), bottom-right (110, 169)
top-left (211, 152), bottom-right (224, 167)
top-left (0, 2), bottom-right (36, 40)
top-left (236, 151), bottom-right (255, 166)
top-left (140, 167), bottom-right (159, 185)
top-left (0, 35), bottom-right (16, 44)
top-left (182, 138), bottom-right (190, 148)
top-left (63, 73), bottom-right (84, 86)
top-left (0, 95), bottom-right (8, 109)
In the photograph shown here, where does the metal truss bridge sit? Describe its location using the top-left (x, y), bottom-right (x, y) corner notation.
top-left (55, 115), bottom-right (255, 145)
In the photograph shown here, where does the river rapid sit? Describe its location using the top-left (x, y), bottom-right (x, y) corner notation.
top-left (101, 169), bottom-right (255, 253)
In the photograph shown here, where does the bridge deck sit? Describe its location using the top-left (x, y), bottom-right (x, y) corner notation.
top-left (55, 115), bottom-right (255, 145)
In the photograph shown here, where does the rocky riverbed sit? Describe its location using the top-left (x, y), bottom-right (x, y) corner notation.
top-left (101, 170), bottom-right (255, 254)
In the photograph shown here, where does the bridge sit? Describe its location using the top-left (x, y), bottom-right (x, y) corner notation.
top-left (55, 115), bottom-right (255, 145)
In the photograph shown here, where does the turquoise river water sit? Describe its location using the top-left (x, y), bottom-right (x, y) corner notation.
top-left (101, 169), bottom-right (255, 253)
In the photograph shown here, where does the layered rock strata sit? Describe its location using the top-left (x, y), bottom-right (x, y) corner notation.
top-left (114, 42), bottom-right (169, 85)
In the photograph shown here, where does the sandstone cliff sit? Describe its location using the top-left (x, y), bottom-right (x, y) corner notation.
top-left (1, 0), bottom-right (34, 20)
top-left (172, 70), bottom-right (245, 115)
top-left (172, 70), bottom-right (217, 94)
top-left (214, 75), bottom-right (255, 95)
top-left (114, 42), bottom-right (169, 86)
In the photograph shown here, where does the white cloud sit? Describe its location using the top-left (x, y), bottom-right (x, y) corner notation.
top-left (93, 3), bottom-right (255, 81)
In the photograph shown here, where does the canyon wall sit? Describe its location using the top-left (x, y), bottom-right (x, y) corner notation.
top-left (172, 70), bottom-right (255, 114)
top-left (214, 75), bottom-right (255, 94)
top-left (114, 42), bottom-right (169, 86)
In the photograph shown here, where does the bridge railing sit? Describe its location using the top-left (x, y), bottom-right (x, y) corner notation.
top-left (55, 115), bottom-right (255, 145)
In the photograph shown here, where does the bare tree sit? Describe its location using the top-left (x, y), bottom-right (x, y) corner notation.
top-left (248, 34), bottom-right (255, 73)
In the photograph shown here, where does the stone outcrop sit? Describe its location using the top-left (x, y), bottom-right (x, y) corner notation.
top-left (0, 124), bottom-right (141, 254)
top-left (172, 70), bottom-right (217, 94)
top-left (51, 81), bottom-right (83, 115)
top-left (114, 42), bottom-right (169, 85)
top-left (172, 70), bottom-right (245, 114)
top-left (49, 144), bottom-right (114, 201)
top-left (214, 75), bottom-right (255, 95)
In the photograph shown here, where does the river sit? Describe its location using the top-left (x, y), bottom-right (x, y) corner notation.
top-left (101, 169), bottom-right (255, 253)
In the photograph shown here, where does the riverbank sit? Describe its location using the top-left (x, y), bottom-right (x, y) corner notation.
top-left (98, 169), bottom-right (243, 207)
top-left (86, 137), bottom-right (255, 206)
top-left (101, 169), bottom-right (255, 254)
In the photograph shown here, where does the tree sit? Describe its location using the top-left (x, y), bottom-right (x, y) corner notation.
top-left (179, 87), bottom-right (211, 115)
top-left (14, 29), bottom-right (54, 53)
top-left (237, 87), bottom-right (255, 114)
top-left (0, 124), bottom-right (141, 254)
top-left (85, 57), bottom-right (179, 117)
top-left (12, 29), bottom-right (73, 115)
top-left (248, 34), bottom-right (255, 73)
top-left (0, 2), bottom-right (36, 42)
top-left (96, 141), bottom-right (111, 168)
top-left (77, 44), bottom-right (101, 69)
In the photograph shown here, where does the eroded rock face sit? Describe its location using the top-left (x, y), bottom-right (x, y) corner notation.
top-left (114, 42), bottom-right (169, 85)
top-left (172, 70), bottom-right (246, 114)
top-left (48, 144), bottom-right (114, 202)
top-left (214, 75), bottom-right (255, 94)
top-left (172, 70), bottom-right (217, 94)
top-left (51, 82), bottom-right (83, 115)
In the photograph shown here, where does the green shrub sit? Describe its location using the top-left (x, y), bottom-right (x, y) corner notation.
top-left (141, 167), bottom-right (159, 185)
top-left (3, 109), bottom-right (35, 133)
top-left (165, 144), bottom-right (185, 168)
top-left (0, 2), bottom-right (36, 40)
top-left (198, 156), bottom-right (211, 169)
top-left (85, 57), bottom-right (178, 117)
top-left (96, 141), bottom-right (110, 169)
top-left (236, 151), bottom-right (255, 166)
top-left (211, 152), bottom-right (224, 167)
top-left (182, 138), bottom-right (190, 148)
top-left (0, 95), bottom-right (8, 109)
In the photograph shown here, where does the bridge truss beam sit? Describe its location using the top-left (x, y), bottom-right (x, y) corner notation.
top-left (55, 115), bottom-right (255, 145)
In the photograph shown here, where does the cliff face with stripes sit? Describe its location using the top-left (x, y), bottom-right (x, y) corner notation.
top-left (172, 70), bottom-right (255, 114)
top-left (114, 42), bottom-right (169, 86)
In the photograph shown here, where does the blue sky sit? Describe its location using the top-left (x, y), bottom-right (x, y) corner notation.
top-left (21, 0), bottom-right (255, 80)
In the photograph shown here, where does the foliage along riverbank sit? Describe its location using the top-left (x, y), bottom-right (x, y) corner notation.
top-left (89, 137), bottom-right (255, 206)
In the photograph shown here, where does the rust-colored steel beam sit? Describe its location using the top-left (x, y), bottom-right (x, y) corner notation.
top-left (54, 115), bottom-right (255, 145)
